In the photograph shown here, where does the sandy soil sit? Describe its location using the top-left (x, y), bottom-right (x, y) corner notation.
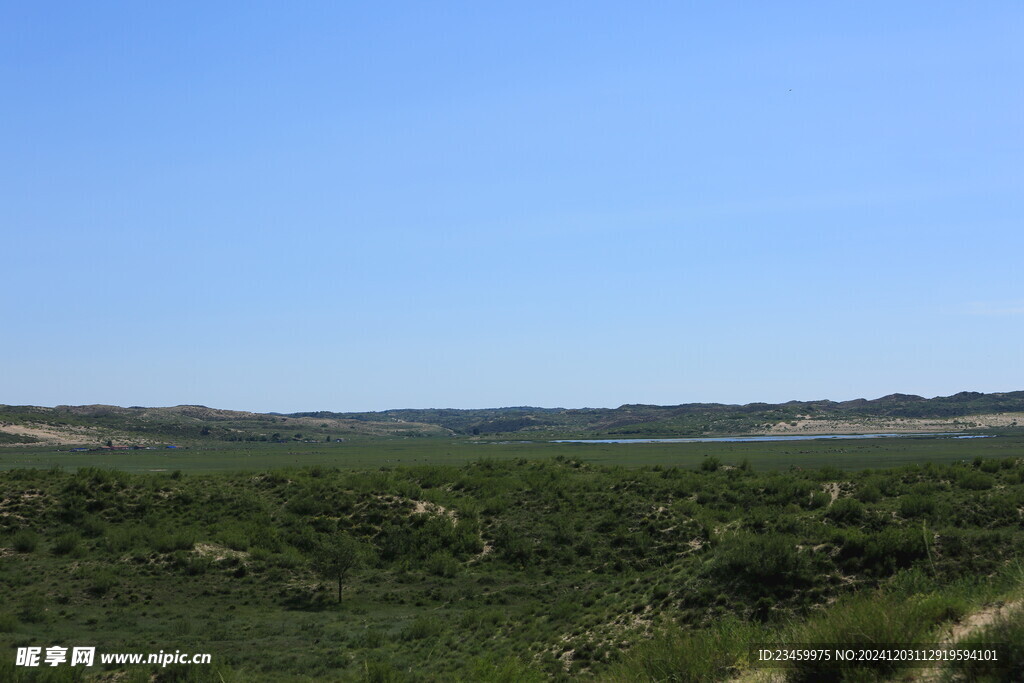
top-left (763, 412), bottom-right (1024, 435)
top-left (194, 542), bottom-right (249, 563)
top-left (909, 598), bottom-right (1024, 682)
top-left (823, 482), bottom-right (842, 504)
top-left (411, 499), bottom-right (458, 521)
top-left (0, 423), bottom-right (104, 446)
top-left (941, 598), bottom-right (1022, 646)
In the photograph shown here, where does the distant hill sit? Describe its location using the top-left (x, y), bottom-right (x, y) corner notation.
top-left (291, 390), bottom-right (1024, 437)
top-left (2, 391), bottom-right (1023, 446)
top-left (0, 404), bottom-right (450, 447)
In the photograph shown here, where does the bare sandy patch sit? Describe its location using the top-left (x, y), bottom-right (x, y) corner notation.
top-left (0, 421), bottom-right (157, 447)
top-left (194, 543), bottom-right (249, 563)
top-left (942, 598), bottom-right (1023, 646)
top-left (411, 499), bottom-right (458, 522)
top-left (822, 482), bottom-right (841, 505)
top-left (0, 423), bottom-right (103, 446)
top-left (909, 598), bottom-right (1024, 682)
top-left (764, 412), bottom-right (1024, 435)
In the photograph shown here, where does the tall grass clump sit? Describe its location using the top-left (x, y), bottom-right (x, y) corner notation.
top-left (464, 655), bottom-right (546, 682)
top-left (400, 615), bottom-right (444, 641)
top-left (0, 613), bottom-right (19, 633)
top-left (708, 533), bottom-right (818, 599)
top-left (12, 528), bottom-right (38, 553)
top-left (785, 591), bottom-right (966, 682)
top-left (52, 532), bottom-right (81, 555)
top-left (606, 618), bottom-right (759, 682)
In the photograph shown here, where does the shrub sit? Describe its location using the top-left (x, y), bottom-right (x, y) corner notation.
top-left (605, 619), bottom-right (756, 682)
top-left (825, 498), bottom-right (864, 526)
top-left (150, 530), bottom-right (195, 553)
top-left (351, 628), bottom-right (387, 648)
top-left (285, 496), bottom-right (323, 516)
top-left (855, 485), bottom-right (882, 503)
top-left (465, 655), bottom-right (546, 682)
top-left (957, 471), bottom-right (994, 491)
top-left (400, 616), bottom-right (444, 641)
top-left (899, 494), bottom-right (937, 518)
top-left (17, 595), bottom-right (48, 624)
top-left (807, 491), bottom-right (831, 509)
top-left (12, 529), bottom-right (38, 553)
top-left (79, 514), bottom-right (107, 538)
top-left (0, 613), bottom-right (18, 633)
top-left (708, 533), bottom-right (816, 598)
top-left (700, 457), bottom-right (721, 472)
top-left (52, 532), bottom-right (80, 555)
top-left (362, 658), bottom-right (406, 682)
top-left (845, 527), bottom-right (928, 576)
top-left (787, 592), bottom-right (940, 682)
top-left (492, 525), bottom-right (533, 567)
top-left (86, 569), bottom-right (118, 597)
top-left (425, 552), bottom-right (461, 577)
top-left (979, 459), bottom-right (1001, 474)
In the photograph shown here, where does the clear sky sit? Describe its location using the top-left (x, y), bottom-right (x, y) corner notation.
top-left (2, 2), bottom-right (1022, 413)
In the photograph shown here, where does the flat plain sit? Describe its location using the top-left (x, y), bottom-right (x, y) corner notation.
top-left (3, 433), bottom-right (1022, 473)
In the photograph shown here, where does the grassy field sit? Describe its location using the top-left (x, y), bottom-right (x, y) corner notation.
top-left (1, 436), bottom-right (1023, 680)
top-left (2, 434), bottom-right (1022, 473)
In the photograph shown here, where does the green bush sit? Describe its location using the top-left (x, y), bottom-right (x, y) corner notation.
top-left (807, 491), bottom-right (831, 509)
top-left (825, 498), bottom-right (864, 526)
top-left (400, 616), bottom-right (444, 641)
top-left (605, 619), bottom-right (756, 682)
top-left (86, 569), bottom-right (118, 597)
top-left (52, 532), bottom-right (81, 555)
top-left (425, 552), bottom-right (461, 577)
top-left (465, 655), bottom-right (546, 682)
top-left (899, 494), bottom-right (936, 518)
top-left (12, 528), bottom-right (38, 552)
top-left (362, 658), bottom-right (408, 683)
top-left (0, 613), bottom-right (18, 633)
top-left (855, 485), bottom-right (882, 503)
top-left (79, 514), bottom-right (107, 538)
top-left (957, 471), bottom-right (994, 491)
top-left (843, 526), bottom-right (928, 576)
top-left (150, 529), bottom-right (195, 553)
top-left (787, 591), bottom-right (956, 682)
top-left (285, 496), bottom-right (323, 515)
top-left (700, 456), bottom-right (721, 472)
top-left (708, 533), bottom-right (816, 598)
top-left (17, 594), bottom-right (48, 624)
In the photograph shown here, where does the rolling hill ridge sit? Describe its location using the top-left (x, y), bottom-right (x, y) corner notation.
top-left (3, 390), bottom-right (1024, 446)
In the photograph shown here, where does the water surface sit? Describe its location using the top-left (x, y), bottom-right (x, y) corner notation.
top-left (551, 432), bottom-right (979, 444)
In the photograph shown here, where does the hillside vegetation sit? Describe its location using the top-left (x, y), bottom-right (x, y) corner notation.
top-left (0, 404), bottom-right (450, 447)
top-left (1, 455), bottom-right (1023, 680)
top-left (3, 391), bottom-right (1024, 447)
top-left (304, 391), bottom-right (1024, 436)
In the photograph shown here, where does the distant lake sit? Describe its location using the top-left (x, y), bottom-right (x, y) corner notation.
top-left (551, 433), bottom-right (984, 444)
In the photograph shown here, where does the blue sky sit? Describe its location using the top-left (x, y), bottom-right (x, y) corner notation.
top-left (2, 2), bottom-right (1021, 412)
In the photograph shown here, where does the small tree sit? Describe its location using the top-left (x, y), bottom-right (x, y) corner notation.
top-left (311, 533), bottom-right (364, 603)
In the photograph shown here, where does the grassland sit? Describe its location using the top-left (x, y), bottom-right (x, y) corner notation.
top-left (3, 434), bottom-right (1023, 473)
top-left (1, 434), bottom-right (1023, 681)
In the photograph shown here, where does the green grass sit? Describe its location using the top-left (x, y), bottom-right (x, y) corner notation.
top-left (2, 433), bottom-right (1021, 473)
top-left (1, 448), bottom-right (1022, 680)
